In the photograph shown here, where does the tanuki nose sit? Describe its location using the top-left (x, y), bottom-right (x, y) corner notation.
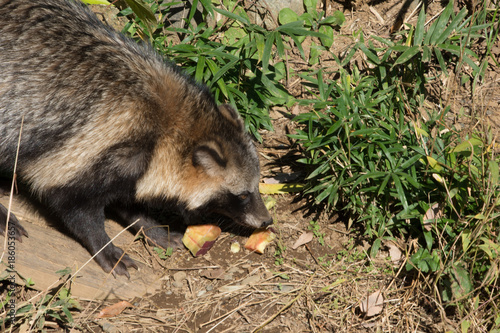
top-left (261, 217), bottom-right (274, 227)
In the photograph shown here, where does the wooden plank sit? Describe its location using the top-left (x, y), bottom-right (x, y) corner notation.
top-left (0, 193), bottom-right (162, 300)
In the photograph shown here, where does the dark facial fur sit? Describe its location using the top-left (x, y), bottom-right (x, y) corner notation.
top-left (0, 0), bottom-right (272, 277)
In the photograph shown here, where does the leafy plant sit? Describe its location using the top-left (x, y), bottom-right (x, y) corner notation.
top-left (292, 65), bottom-right (422, 240)
top-left (1, 269), bottom-right (80, 330)
top-left (278, 0), bottom-right (345, 64)
top-left (357, 0), bottom-right (487, 96)
top-left (290, 2), bottom-right (500, 325)
top-left (336, 238), bottom-right (366, 265)
top-left (308, 220), bottom-right (325, 246)
top-left (273, 228), bottom-right (287, 266)
top-left (119, 0), bottom-right (338, 140)
top-left (154, 246), bottom-right (173, 259)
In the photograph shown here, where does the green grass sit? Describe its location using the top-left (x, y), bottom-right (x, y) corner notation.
top-left (289, 0), bottom-right (500, 329)
top-left (118, 0), bottom-right (344, 141)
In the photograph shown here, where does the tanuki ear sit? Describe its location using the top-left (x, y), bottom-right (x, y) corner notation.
top-left (219, 104), bottom-right (244, 131)
top-left (192, 141), bottom-right (226, 176)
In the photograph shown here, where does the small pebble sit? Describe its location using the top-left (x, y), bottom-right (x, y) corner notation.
top-left (101, 322), bottom-right (119, 333)
top-left (173, 271), bottom-right (187, 282)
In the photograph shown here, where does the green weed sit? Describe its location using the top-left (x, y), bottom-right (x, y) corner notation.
top-left (154, 246), bottom-right (174, 259)
top-left (292, 0), bottom-right (499, 326)
top-left (274, 240), bottom-right (286, 266)
top-left (119, 0), bottom-right (343, 141)
top-left (278, 0), bottom-right (345, 65)
top-left (1, 268), bottom-right (80, 330)
top-left (308, 220), bottom-right (326, 246)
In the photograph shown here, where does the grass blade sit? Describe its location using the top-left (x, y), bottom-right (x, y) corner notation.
top-left (429, 0), bottom-right (454, 45)
top-left (414, 6), bottom-right (426, 46)
top-left (393, 46), bottom-right (420, 65)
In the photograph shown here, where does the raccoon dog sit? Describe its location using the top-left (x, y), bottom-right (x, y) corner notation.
top-left (0, 0), bottom-right (272, 277)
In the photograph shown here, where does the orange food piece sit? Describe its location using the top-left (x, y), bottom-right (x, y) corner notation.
top-left (244, 228), bottom-right (276, 254)
top-left (182, 225), bottom-right (222, 256)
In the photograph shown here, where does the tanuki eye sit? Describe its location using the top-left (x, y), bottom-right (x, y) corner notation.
top-left (238, 192), bottom-right (250, 201)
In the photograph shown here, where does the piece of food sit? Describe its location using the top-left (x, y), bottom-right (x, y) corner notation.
top-left (230, 241), bottom-right (241, 253)
top-left (182, 225), bottom-right (222, 256)
top-left (244, 228), bottom-right (276, 254)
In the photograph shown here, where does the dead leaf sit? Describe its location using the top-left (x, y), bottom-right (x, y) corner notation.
top-left (97, 301), bottom-right (133, 318)
top-left (387, 242), bottom-right (402, 264)
top-left (423, 203), bottom-right (443, 231)
top-left (200, 268), bottom-right (225, 280)
top-left (259, 183), bottom-right (305, 194)
top-left (264, 196), bottom-right (277, 210)
top-left (263, 177), bottom-right (280, 184)
top-left (291, 232), bottom-right (314, 249)
top-left (241, 275), bottom-right (260, 285)
top-left (359, 290), bottom-right (384, 317)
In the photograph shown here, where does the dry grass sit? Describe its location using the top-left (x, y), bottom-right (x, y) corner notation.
top-left (55, 227), bottom-right (448, 332)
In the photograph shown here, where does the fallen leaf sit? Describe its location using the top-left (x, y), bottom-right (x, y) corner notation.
top-left (387, 242), bottom-right (402, 264)
top-left (259, 183), bottom-right (305, 194)
top-left (200, 268), bottom-right (225, 280)
top-left (264, 196), bottom-right (277, 210)
top-left (423, 203), bottom-right (443, 231)
top-left (359, 290), bottom-right (384, 317)
top-left (219, 285), bottom-right (244, 293)
top-left (263, 177), bottom-right (280, 184)
top-left (241, 275), bottom-right (260, 285)
top-left (291, 232), bottom-right (314, 249)
top-left (97, 301), bottom-right (134, 318)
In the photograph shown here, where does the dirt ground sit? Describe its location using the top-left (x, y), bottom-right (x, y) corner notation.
top-left (3, 0), bottom-right (499, 332)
